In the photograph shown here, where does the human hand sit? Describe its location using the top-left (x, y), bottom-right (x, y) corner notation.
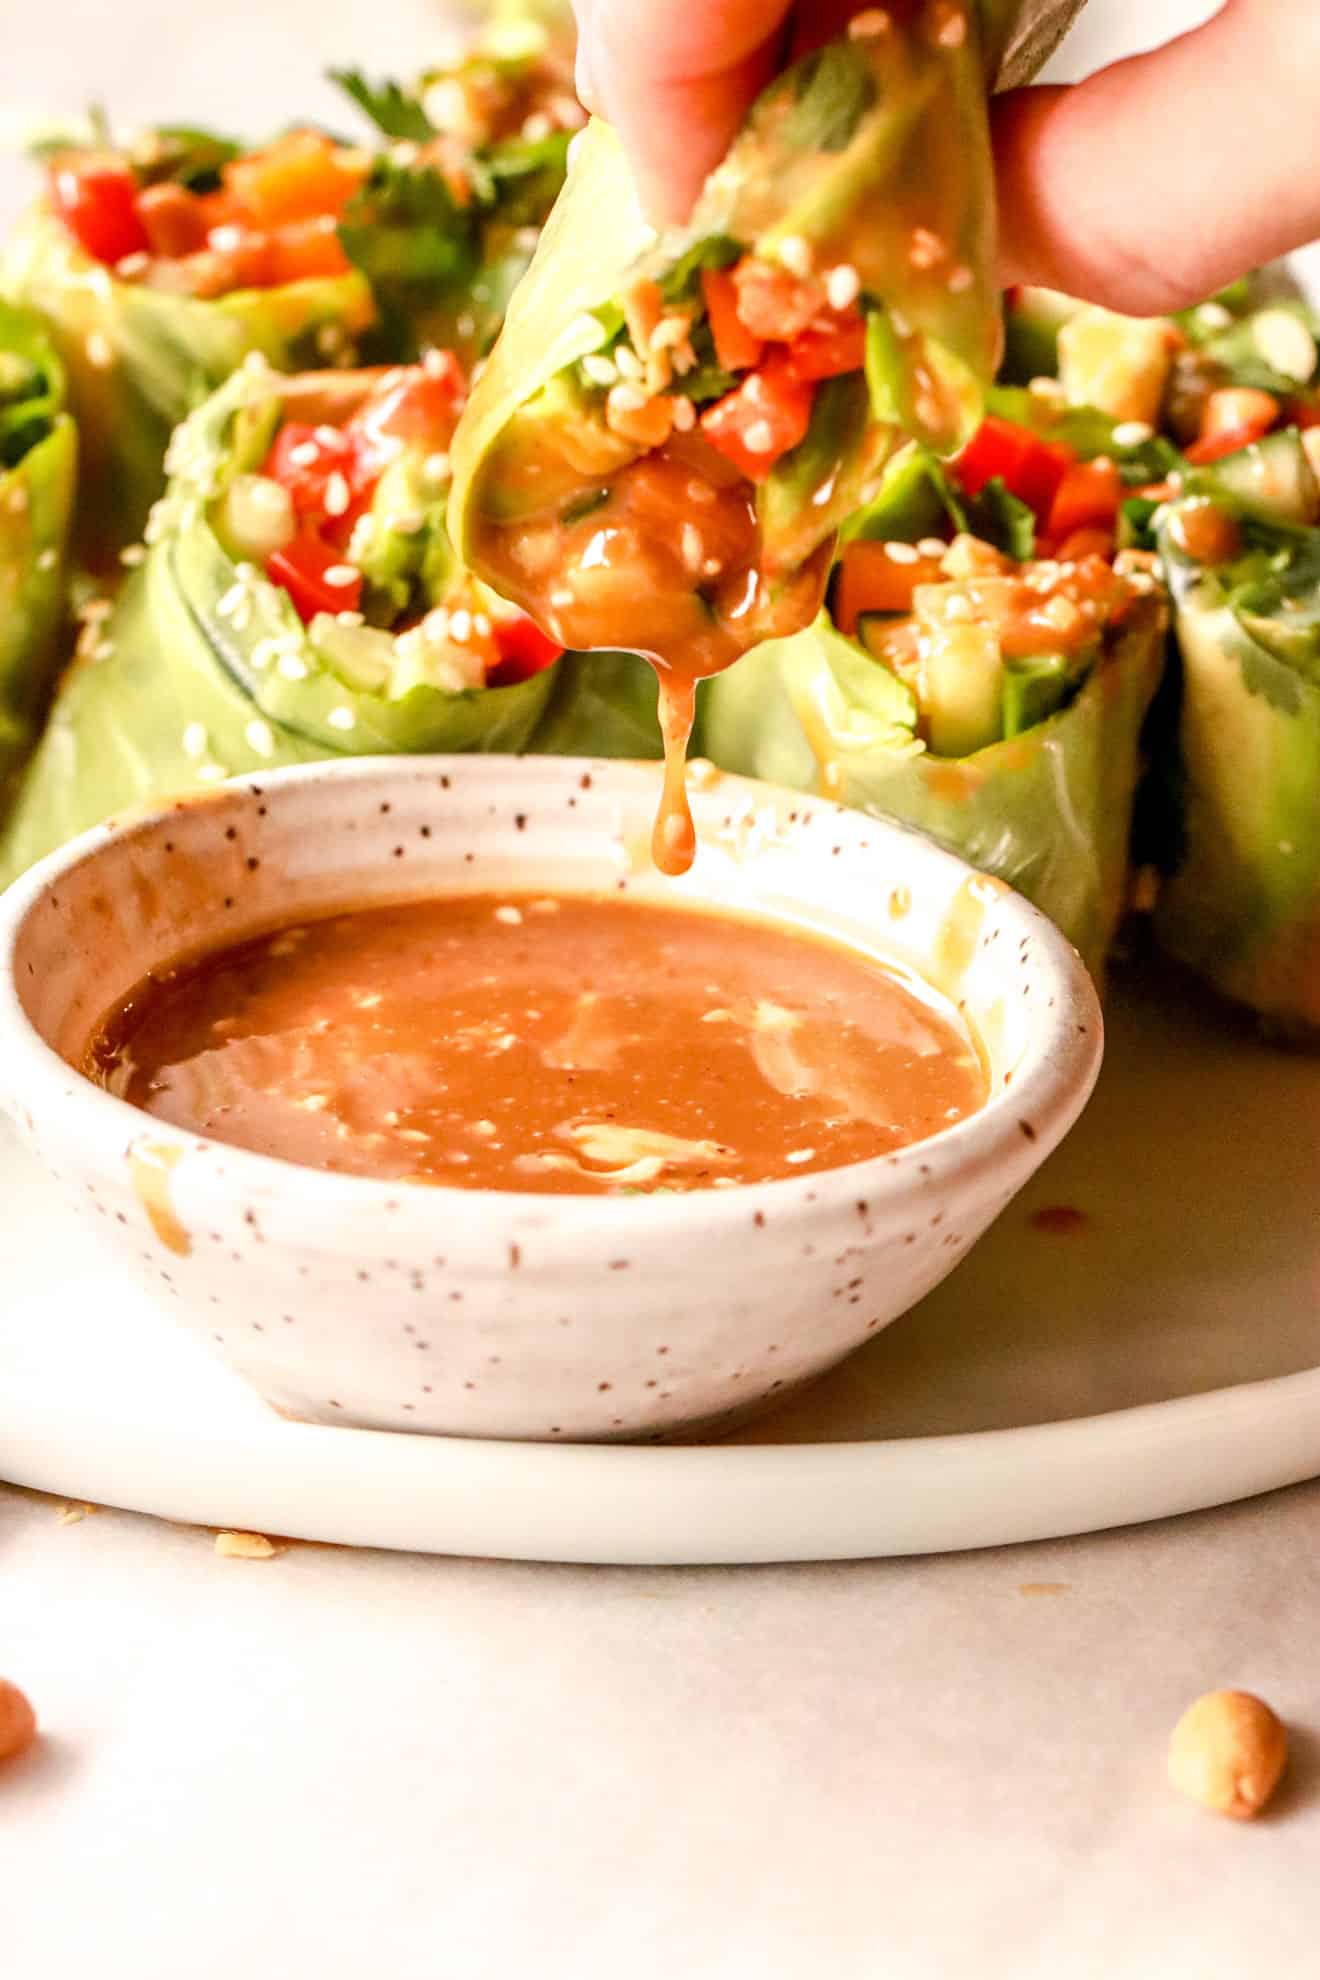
top-left (571, 0), bottom-right (1320, 316)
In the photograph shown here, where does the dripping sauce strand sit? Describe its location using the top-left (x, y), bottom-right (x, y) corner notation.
top-left (652, 675), bottom-right (698, 877)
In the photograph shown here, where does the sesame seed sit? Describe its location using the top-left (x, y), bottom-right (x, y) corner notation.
top-left (314, 425), bottom-right (340, 448)
top-left (448, 609), bottom-right (473, 642)
top-left (607, 381), bottom-right (648, 415)
top-left (250, 640), bottom-right (277, 671)
top-left (326, 706), bottom-right (356, 731)
top-left (85, 331), bottom-right (113, 370)
top-left (681, 523), bottom-right (705, 571)
top-left (933, 3), bottom-right (967, 46)
top-left (209, 224), bottom-right (242, 253)
top-left (277, 652), bottom-right (309, 680)
top-left (245, 719), bottom-right (275, 757)
top-left (825, 264), bottom-right (861, 311)
top-left (289, 441), bottom-right (320, 469)
top-left (196, 763), bottom-right (227, 784)
top-left (521, 111), bottom-right (553, 141)
top-left (941, 594), bottom-right (973, 622)
top-left (777, 235), bottom-right (813, 279)
top-left (946, 264), bottom-right (973, 294)
top-left (885, 541), bottom-right (920, 564)
top-left (581, 353), bottom-right (619, 387)
top-left (785, 1148), bottom-right (816, 1165)
top-left (335, 610), bottom-right (365, 628)
top-left (849, 7), bottom-right (891, 33)
top-left (474, 613), bottom-right (492, 636)
top-left (494, 905), bottom-right (523, 925)
top-left (120, 543), bottom-right (146, 567)
top-left (182, 722), bottom-right (209, 760)
top-left (909, 228), bottom-right (946, 271)
top-left (324, 564), bottom-right (359, 588)
top-left (742, 419), bottom-right (776, 454)
top-left (324, 471), bottom-right (351, 517)
top-left (1112, 420), bottom-right (1155, 447)
top-left (36, 547), bottom-right (58, 573)
top-left (423, 452), bottom-right (451, 487)
top-left (672, 396), bottom-right (696, 432)
top-left (549, 588), bottom-right (575, 609)
top-left (614, 344), bottom-right (644, 382)
top-left (115, 252), bottom-right (149, 279)
top-left (1196, 301), bottom-right (1232, 331)
top-left (650, 315), bottom-right (693, 352)
top-left (918, 538), bottom-right (947, 558)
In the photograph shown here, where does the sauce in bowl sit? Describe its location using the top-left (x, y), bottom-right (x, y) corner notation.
top-left (85, 893), bottom-right (986, 1194)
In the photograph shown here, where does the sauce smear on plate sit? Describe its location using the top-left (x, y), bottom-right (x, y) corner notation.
top-left (85, 893), bottom-right (985, 1194)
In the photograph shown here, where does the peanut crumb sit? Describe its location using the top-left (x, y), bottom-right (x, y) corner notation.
top-left (214, 1530), bottom-right (279, 1560)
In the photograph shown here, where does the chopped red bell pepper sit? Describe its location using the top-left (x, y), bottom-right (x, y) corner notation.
top-left (953, 415), bottom-right (1075, 520)
top-left (1184, 427), bottom-right (1272, 465)
top-left (262, 422), bottom-right (359, 519)
top-left (1044, 458), bottom-right (1121, 544)
top-left (346, 360), bottom-right (466, 469)
top-left (787, 311), bottom-right (866, 382)
top-left (488, 613), bottom-right (564, 686)
top-left (731, 258), bottom-right (827, 342)
top-left (48, 155), bottom-right (150, 266)
top-left (833, 540), bottom-right (946, 634)
top-left (266, 532), bottom-right (361, 622)
top-left (700, 352), bottom-right (815, 483)
top-left (700, 267), bottom-right (764, 374)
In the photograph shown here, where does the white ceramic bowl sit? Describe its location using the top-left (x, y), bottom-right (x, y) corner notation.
top-left (0, 756), bottom-right (1101, 1441)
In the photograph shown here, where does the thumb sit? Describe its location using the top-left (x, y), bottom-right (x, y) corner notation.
top-left (574, 0), bottom-right (793, 224)
top-left (994, 0), bottom-right (1320, 314)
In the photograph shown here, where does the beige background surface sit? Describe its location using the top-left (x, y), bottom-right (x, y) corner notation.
top-left (11, 2), bottom-right (1319, 1974)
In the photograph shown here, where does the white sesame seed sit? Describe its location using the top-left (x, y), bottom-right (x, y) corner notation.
top-left (324, 471), bottom-right (351, 517)
top-left (448, 609), bottom-right (473, 642)
top-left (885, 541), bottom-right (920, 564)
top-left (650, 315), bottom-right (693, 352)
top-left (314, 425), bottom-right (341, 448)
top-left (614, 343), bottom-right (644, 382)
top-left (423, 452), bottom-right (451, 488)
top-left (182, 722), bottom-right (208, 760)
top-left (289, 441), bottom-right (319, 469)
top-left (494, 905), bottom-right (523, 925)
top-left (115, 252), bottom-right (149, 279)
top-left (933, 3), bottom-right (967, 46)
top-left (941, 594), bottom-right (973, 622)
top-left (681, 523), bottom-right (705, 572)
top-left (581, 353), bottom-right (619, 388)
top-left (335, 610), bottom-right (365, 628)
top-left (825, 263), bottom-right (861, 312)
top-left (250, 640), bottom-right (277, 671)
top-left (324, 564), bottom-right (359, 589)
top-left (120, 543), bottom-right (146, 567)
top-left (1196, 302), bottom-right (1232, 331)
top-left (909, 228), bottom-right (946, 271)
top-left (549, 588), bottom-right (575, 609)
top-left (785, 1148), bottom-right (816, 1164)
top-left (607, 382), bottom-right (647, 415)
top-left (849, 7), bottom-right (891, 34)
top-left (196, 763), bottom-right (227, 784)
top-left (742, 419), bottom-right (777, 454)
top-left (326, 706), bottom-right (356, 731)
top-left (473, 613), bottom-right (492, 636)
top-left (85, 331), bottom-right (113, 370)
top-left (946, 264), bottom-right (973, 294)
top-left (1112, 420), bottom-right (1155, 448)
top-left (918, 537), bottom-right (947, 558)
top-left (245, 719), bottom-right (275, 757)
top-left (521, 111), bottom-right (553, 141)
top-left (36, 546), bottom-right (58, 573)
top-left (777, 235), bottom-right (814, 280)
top-left (672, 396), bottom-right (696, 432)
top-left (277, 652), bottom-right (309, 680)
top-left (208, 224), bottom-right (242, 253)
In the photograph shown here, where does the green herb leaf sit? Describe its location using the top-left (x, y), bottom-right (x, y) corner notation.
top-left (330, 69), bottom-right (438, 144)
top-left (963, 477), bottom-right (1036, 560)
top-left (785, 43), bottom-right (876, 154)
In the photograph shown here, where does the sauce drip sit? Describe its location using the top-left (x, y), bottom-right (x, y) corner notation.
top-left (653, 678), bottom-right (698, 876)
top-left (85, 893), bottom-right (986, 1195)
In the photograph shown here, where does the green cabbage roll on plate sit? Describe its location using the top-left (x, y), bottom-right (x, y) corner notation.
top-left (0, 353), bottom-right (567, 886)
top-left (0, 302), bottom-right (77, 802)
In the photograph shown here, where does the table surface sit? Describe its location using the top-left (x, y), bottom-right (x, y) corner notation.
top-left (9, 1), bottom-right (1318, 1974)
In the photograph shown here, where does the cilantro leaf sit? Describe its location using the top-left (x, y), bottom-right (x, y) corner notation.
top-left (330, 69), bottom-right (438, 144)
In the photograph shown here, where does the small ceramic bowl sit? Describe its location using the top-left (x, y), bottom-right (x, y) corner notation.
top-left (0, 756), bottom-right (1101, 1441)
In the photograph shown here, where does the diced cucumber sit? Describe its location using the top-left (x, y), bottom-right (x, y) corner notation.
top-left (1205, 306), bottom-right (1318, 389)
top-left (1002, 652), bottom-right (1070, 738)
top-left (1057, 305), bottom-right (1174, 427)
top-left (917, 618), bottom-right (1003, 758)
top-left (1190, 427), bottom-right (1320, 528)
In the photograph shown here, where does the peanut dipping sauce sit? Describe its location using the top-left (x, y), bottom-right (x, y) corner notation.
top-left (85, 893), bottom-right (986, 1194)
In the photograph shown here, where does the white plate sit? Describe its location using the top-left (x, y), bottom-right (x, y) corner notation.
top-left (4, 956), bottom-right (1319, 1563)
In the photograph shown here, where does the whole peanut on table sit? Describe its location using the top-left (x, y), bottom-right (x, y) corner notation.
top-left (0, 1678), bottom-right (37, 1766)
top-left (1168, 1689), bottom-right (1288, 1821)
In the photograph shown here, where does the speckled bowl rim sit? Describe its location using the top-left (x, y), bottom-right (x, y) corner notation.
top-left (0, 755), bottom-right (1103, 1236)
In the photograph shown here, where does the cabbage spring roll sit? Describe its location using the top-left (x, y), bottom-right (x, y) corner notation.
top-left (0, 301), bottom-right (77, 798)
top-left (0, 354), bottom-right (562, 883)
